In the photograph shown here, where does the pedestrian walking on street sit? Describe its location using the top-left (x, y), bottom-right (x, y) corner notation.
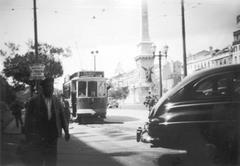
top-left (11, 99), bottom-right (24, 129)
top-left (23, 77), bottom-right (70, 166)
top-left (60, 94), bottom-right (71, 127)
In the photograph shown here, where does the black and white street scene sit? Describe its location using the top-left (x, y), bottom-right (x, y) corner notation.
top-left (1, 0), bottom-right (240, 166)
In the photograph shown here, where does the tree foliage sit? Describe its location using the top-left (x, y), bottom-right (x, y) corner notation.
top-left (0, 75), bottom-right (16, 104)
top-left (2, 42), bottom-right (71, 87)
top-left (108, 87), bottom-right (129, 100)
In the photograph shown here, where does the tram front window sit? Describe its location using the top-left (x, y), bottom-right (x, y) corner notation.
top-left (88, 81), bottom-right (97, 97)
top-left (78, 81), bottom-right (86, 97)
top-left (98, 81), bottom-right (107, 97)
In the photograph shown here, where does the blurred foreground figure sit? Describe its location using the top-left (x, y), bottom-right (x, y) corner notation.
top-left (24, 77), bottom-right (70, 166)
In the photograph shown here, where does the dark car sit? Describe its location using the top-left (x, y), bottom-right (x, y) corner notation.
top-left (136, 64), bottom-right (240, 164)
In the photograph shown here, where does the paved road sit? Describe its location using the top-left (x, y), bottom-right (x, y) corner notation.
top-left (58, 108), bottom-right (187, 166)
top-left (3, 107), bottom-right (230, 166)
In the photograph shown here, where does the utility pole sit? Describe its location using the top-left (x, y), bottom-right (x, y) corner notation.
top-left (33, 0), bottom-right (38, 61)
top-left (33, 0), bottom-right (39, 94)
top-left (181, 0), bottom-right (187, 77)
top-left (153, 45), bottom-right (168, 97)
top-left (158, 53), bottom-right (162, 97)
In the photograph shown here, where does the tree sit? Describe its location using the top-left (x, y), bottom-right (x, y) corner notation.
top-left (108, 87), bottom-right (129, 100)
top-left (2, 42), bottom-right (71, 89)
top-left (0, 75), bottom-right (16, 104)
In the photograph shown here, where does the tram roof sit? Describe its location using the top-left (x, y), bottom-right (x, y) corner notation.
top-left (64, 71), bottom-right (105, 83)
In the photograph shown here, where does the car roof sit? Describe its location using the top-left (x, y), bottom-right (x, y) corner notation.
top-left (174, 64), bottom-right (240, 94)
top-left (185, 64), bottom-right (240, 83)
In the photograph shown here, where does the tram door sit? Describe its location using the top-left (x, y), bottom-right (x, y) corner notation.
top-left (71, 80), bottom-right (77, 117)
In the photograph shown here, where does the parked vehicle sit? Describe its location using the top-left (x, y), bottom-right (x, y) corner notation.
top-left (107, 97), bottom-right (119, 108)
top-left (136, 64), bottom-right (240, 164)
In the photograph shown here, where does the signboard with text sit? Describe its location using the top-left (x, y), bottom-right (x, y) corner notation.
top-left (70, 71), bottom-right (104, 80)
top-left (29, 64), bottom-right (45, 80)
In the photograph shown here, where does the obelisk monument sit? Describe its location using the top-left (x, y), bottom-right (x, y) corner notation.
top-left (134, 0), bottom-right (154, 103)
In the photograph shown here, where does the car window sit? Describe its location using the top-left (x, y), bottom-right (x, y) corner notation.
top-left (169, 88), bottom-right (185, 102)
top-left (193, 73), bottom-right (231, 99)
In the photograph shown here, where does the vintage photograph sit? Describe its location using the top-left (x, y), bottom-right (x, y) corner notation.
top-left (1, 0), bottom-right (240, 165)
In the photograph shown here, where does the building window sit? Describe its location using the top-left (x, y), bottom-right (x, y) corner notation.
top-left (224, 59), bottom-right (226, 65)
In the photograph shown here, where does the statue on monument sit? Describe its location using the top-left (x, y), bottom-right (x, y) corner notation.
top-left (142, 66), bottom-right (153, 83)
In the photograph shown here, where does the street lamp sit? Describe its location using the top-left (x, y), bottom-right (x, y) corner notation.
top-left (91, 50), bottom-right (99, 71)
top-left (153, 45), bottom-right (168, 97)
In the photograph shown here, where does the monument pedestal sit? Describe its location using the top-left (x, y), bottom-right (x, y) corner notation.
top-left (125, 82), bottom-right (154, 104)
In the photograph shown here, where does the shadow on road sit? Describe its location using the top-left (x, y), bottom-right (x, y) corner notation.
top-left (2, 133), bottom-right (127, 166)
top-left (74, 115), bottom-right (139, 125)
top-left (157, 153), bottom-right (239, 166)
top-left (57, 135), bottom-right (128, 166)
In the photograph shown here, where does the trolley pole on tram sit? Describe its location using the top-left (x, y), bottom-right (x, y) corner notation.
top-left (91, 50), bottom-right (99, 71)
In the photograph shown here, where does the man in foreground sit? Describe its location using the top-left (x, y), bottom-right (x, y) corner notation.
top-left (24, 77), bottom-right (70, 166)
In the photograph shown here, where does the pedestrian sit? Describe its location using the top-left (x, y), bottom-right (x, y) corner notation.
top-left (144, 91), bottom-right (154, 111)
top-left (60, 94), bottom-right (71, 126)
top-left (23, 77), bottom-right (70, 166)
top-left (11, 99), bottom-right (24, 129)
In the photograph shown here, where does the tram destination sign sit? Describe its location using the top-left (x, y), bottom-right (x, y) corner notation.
top-left (70, 71), bottom-right (104, 79)
top-left (29, 64), bottom-right (45, 80)
top-left (79, 71), bottom-right (104, 77)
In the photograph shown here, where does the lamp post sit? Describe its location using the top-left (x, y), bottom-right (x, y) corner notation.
top-left (153, 45), bottom-right (168, 97)
top-left (91, 50), bottom-right (99, 71)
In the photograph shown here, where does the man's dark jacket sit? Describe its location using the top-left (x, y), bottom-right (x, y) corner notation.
top-left (24, 94), bottom-right (69, 141)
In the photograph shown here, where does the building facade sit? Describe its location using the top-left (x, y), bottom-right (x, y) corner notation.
top-left (187, 28), bottom-right (240, 75)
top-left (232, 30), bottom-right (240, 64)
top-left (187, 46), bottom-right (233, 75)
top-left (110, 60), bottom-right (182, 104)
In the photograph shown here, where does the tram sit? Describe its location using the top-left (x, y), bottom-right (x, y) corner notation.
top-left (63, 71), bottom-right (108, 123)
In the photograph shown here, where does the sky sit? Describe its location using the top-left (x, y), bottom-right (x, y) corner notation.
top-left (0, 0), bottom-right (240, 88)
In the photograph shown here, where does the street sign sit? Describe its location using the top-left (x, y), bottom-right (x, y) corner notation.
top-left (29, 64), bottom-right (45, 80)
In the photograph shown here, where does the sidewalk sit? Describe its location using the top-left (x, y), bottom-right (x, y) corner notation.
top-left (1, 119), bottom-right (25, 166)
